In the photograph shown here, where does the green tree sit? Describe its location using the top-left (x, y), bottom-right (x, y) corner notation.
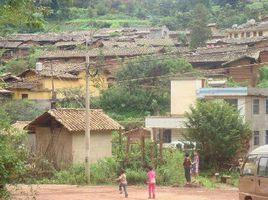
top-left (190, 3), bottom-right (211, 49)
top-left (98, 56), bottom-right (194, 118)
top-left (2, 100), bottom-right (43, 123)
top-left (185, 100), bottom-right (251, 169)
top-left (0, 0), bottom-right (45, 35)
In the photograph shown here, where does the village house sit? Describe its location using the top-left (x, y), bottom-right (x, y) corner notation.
top-left (197, 87), bottom-right (268, 151)
top-left (226, 16), bottom-right (268, 39)
top-left (38, 46), bottom-right (168, 80)
top-left (25, 108), bottom-right (123, 169)
top-left (6, 62), bottom-right (108, 109)
top-left (0, 40), bottom-right (39, 60)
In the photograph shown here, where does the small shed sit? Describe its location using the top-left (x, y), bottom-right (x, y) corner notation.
top-left (25, 108), bottom-right (123, 169)
top-left (124, 127), bottom-right (151, 144)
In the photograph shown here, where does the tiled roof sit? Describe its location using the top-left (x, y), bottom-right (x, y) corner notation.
top-left (55, 41), bottom-right (85, 47)
top-left (196, 45), bottom-right (248, 54)
top-left (135, 38), bottom-right (175, 47)
top-left (0, 40), bottom-right (22, 48)
top-left (222, 36), bottom-right (268, 45)
top-left (12, 121), bottom-right (31, 130)
top-left (7, 80), bottom-right (42, 90)
top-left (39, 47), bottom-right (164, 59)
top-left (26, 108), bottom-right (124, 132)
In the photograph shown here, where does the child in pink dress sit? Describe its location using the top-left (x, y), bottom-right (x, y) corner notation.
top-left (147, 166), bottom-right (156, 199)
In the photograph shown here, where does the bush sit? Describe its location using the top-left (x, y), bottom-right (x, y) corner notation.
top-left (125, 169), bottom-right (147, 185)
top-left (0, 132), bottom-right (28, 197)
top-left (2, 100), bottom-right (43, 123)
top-left (90, 157), bottom-right (119, 185)
top-left (156, 150), bottom-right (185, 186)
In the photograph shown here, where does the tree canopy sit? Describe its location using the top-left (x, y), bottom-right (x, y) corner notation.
top-left (185, 100), bottom-right (251, 169)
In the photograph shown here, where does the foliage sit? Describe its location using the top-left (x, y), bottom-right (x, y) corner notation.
top-left (185, 100), bottom-right (251, 169)
top-left (226, 78), bottom-right (242, 87)
top-left (98, 56), bottom-right (194, 118)
top-left (0, 0), bottom-right (45, 35)
top-left (2, 100), bottom-right (43, 123)
top-left (0, 131), bottom-right (28, 197)
top-left (37, 165), bottom-right (86, 185)
top-left (0, 107), bottom-right (11, 130)
top-left (258, 66), bottom-right (268, 88)
top-left (190, 3), bottom-right (211, 49)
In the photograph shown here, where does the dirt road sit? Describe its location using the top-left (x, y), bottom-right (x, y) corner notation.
top-left (11, 185), bottom-right (238, 200)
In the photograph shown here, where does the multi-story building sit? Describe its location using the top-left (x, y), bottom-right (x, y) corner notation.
top-left (226, 16), bottom-right (268, 39)
top-left (197, 87), bottom-right (268, 151)
top-left (146, 78), bottom-right (268, 151)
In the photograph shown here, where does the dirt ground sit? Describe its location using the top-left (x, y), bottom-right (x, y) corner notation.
top-left (10, 185), bottom-right (239, 200)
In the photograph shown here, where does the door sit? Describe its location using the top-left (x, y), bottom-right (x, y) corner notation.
top-left (255, 157), bottom-right (268, 199)
top-left (239, 155), bottom-right (258, 196)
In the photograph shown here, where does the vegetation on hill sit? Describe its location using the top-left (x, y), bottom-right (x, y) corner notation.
top-left (1, 0), bottom-right (268, 34)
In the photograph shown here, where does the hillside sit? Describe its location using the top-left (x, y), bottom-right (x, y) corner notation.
top-left (1, 0), bottom-right (268, 34)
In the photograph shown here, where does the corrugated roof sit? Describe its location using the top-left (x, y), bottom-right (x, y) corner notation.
top-left (27, 108), bottom-right (124, 132)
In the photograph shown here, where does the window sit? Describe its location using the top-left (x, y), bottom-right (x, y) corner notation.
top-left (242, 155), bottom-right (257, 176)
top-left (253, 31), bottom-right (257, 37)
top-left (229, 33), bottom-right (232, 38)
top-left (225, 99), bottom-right (238, 109)
top-left (21, 94), bottom-right (28, 99)
top-left (246, 32), bottom-right (251, 37)
top-left (254, 131), bottom-right (260, 146)
top-left (258, 157), bottom-right (268, 177)
top-left (266, 131), bottom-right (268, 144)
top-left (259, 31), bottom-right (263, 36)
top-left (253, 99), bottom-right (260, 114)
top-left (266, 99), bottom-right (268, 114)
top-left (163, 129), bottom-right (171, 143)
top-left (234, 33), bottom-right (238, 38)
top-left (241, 32), bottom-right (245, 38)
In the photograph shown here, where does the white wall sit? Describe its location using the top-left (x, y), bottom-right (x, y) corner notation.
top-left (72, 131), bottom-right (112, 164)
top-left (171, 79), bottom-right (204, 115)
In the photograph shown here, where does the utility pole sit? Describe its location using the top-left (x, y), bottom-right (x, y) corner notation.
top-left (85, 55), bottom-right (91, 183)
top-left (50, 61), bottom-right (56, 109)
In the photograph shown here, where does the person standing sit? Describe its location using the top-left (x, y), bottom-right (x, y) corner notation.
top-left (192, 151), bottom-right (200, 177)
top-left (147, 166), bottom-right (156, 199)
top-left (183, 153), bottom-right (192, 185)
top-left (117, 169), bottom-right (128, 198)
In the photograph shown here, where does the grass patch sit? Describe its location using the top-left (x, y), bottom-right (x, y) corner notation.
top-left (44, 15), bottom-right (151, 32)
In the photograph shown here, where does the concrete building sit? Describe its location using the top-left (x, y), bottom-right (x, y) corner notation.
top-left (197, 87), bottom-right (268, 151)
top-left (145, 79), bottom-right (205, 144)
top-left (25, 108), bottom-right (123, 169)
top-left (226, 17), bottom-right (268, 39)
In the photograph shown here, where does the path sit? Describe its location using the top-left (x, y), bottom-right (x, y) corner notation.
top-left (11, 185), bottom-right (239, 200)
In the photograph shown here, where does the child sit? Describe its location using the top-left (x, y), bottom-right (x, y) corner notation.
top-left (117, 169), bottom-right (128, 198)
top-left (192, 151), bottom-right (200, 177)
top-left (183, 153), bottom-right (192, 185)
top-left (147, 166), bottom-right (156, 199)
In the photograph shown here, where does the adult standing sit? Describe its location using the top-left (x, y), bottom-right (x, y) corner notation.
top-left (192, 151), bottom-right (200, 177)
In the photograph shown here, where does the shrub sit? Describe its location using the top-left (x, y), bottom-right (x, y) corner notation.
top-left (90, 157), bottom-right (119, 185)
top-left (156, 150), bottom-right (185, 186)
top-left (125, 169), bottom-right (147, 185)
top-left (0, 132), bottom-right (28, 197)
